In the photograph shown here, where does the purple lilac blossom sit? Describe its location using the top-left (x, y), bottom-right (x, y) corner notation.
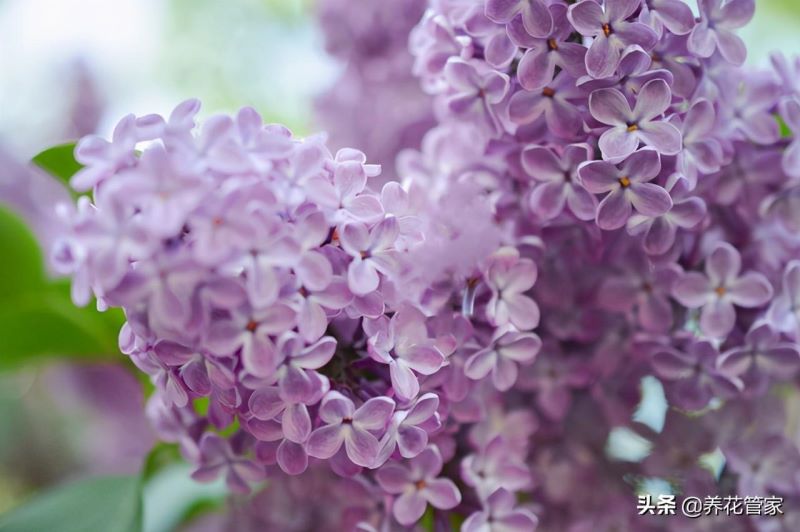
top-left (47, 0), bottom-right (800, 528)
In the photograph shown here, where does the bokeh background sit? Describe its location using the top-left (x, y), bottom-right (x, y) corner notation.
top-left (0, 1), bottom-right (799, 530)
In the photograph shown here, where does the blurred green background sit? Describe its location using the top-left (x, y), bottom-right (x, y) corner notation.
top-left (0, 1), bottom-right (798, 531)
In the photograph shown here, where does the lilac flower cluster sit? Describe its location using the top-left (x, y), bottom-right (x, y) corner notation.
top-left (51, 0), bottom-right (800, 529)
top-left (399, 0), bottom-right (800, 528)
top-left (53, 98), bottom-right (523, 527)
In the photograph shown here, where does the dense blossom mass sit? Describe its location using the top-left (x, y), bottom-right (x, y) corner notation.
top-left (50, 0), bottom-right (800, 530)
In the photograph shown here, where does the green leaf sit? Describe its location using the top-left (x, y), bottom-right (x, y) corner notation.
top-left (142, 443), bottom-right (181, 482)
top-left (0, 283), bottom-right (124, 370)
top-left (31, 143), bottom-right (82, 186)
top-left (0, 475), bottom-right (142, 532)
top-left (776, 114), bottom-right (793, 138)
top-left (0, 208), bottom-right (46, 298)
top-left (0, 207), bottom-right (124, 370)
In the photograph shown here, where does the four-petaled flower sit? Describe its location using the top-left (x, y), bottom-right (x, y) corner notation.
top-left (579, 148), bottom-right (673, 230)
top-left (483, 248), bottom-right (540, 331)
top-left (652, 340), bottom-right (742, 410)
top-left (507, 3), bottom-right (587, 90)
top-left (464, 329), bottom-right (542, 391)
top-left (306, 391), bottom-right (395, 468)
top-left (462, 488), bottom-right (539, 532)
top-left (376, 446), bottom-right (461, 526)
top-left (672, 242), bottom-right (774, 338)
top-left (568, 0), bottom-right (658, 79)
top-left (521, 143), bottom-right (597, 221)
top-left (719, 323), bottom-right (800, 395)
top-left (589, 78), bottom-right (682, 161)
top-left (689, 0), bottom-right (755, 65)
top-left (485, 0), bottom-right (554, 39)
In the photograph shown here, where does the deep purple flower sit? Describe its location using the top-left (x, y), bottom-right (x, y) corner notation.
top-left (191, 433), bottom-right (263, 494)
top-left (718, 323), bottom-right (800, 395)
top-left (464, 329), bottom-right (542, 391)
top-left (376, 446), bottom-right (461, 526)
top-left (461, 437), bottom-right (532, 499)
top-left (568, 0), bottom-right (658, 79)
top-left (521, 143), bottom-right (597, 221)
top-left (462, 488), bottom-right (539, 532)
top-left (589, 78), bottom-right (682, 160)
top-left (579, 148), bottom-right (673, 230)
top-left (672, 243), bottom-right (774, 338)
top-left (597, 258), bottom-right (681, 332)
top-left (689, 0), bottom-right (754, 65)
top-left (652, 340), bottom-right (742, 410)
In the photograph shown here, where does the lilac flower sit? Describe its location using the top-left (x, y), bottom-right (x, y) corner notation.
top-left (626, 176), bottom-right (707, 255)
top-left (272, 334), bottom-right (336, 404)
top-left (71, 113), bottom-right (139, 191)
top-left (508, 71), bottom-right (585, 139)
top-left (652, 340), bottom-right (742, 410)
top-left (376, 446), bottom-right (461, 526)
top-left (306, 392), bottom-right (395, 468)
top-left (589, 78), bottom-right (682, 160)
top-left (568, 0), bottom-right (658, 79)
top-left (597, 259), bottom-right (681, 332)
top-left (650, 34), bottom-right (699, 98)
top-left (204, 304), bottom-right (296, 378)
top-left (768, 261), bottom-right (800, 340)
top-left (295, 277), bottom-right (353, 343)
top-left (506, 3), bottom-right (587, 90)
top-left (579, 148), bottom-right (673, 230)
top-left (718, 74), bottom-right (781, 146)
top-left (672, 243), bottom-right (774, 338)
top-left (718, 323), bottom-right (800, 395)
top-left (485, 0), bottom-right (553, 38)
top-left (366, 306), bottom-right (447, 400)
top-left (724, 435), bottom-right (800, 496)
top-left (483, 248), bottom-right (540, 331)
top-left (672, 99), bottom-right (724, 187)
top-left (377, 392), bottom-right (440, 462)
top-left (191, 433), bottom-right (263, 494)
top-left (462, 488), bottom-right (539, 532)
top-left (577, 45), bottom-right (673, 96)
top-left (339, 217), bottom-right (400, 296)
top-left (464, 329), bottom-right (542, 391)
top-left (521, 143), bottom-right (597, 221)
top-left (689, 0), bottom-right (754, 65)
top-left (780, 97), bottom-right (800, 178)
top-left (443, 58), bottom-right (510, 132)
top-left (643, 0), bottom-right (696, 36)
top-left (461, 437), bottom-right (532, 499)
top-left (305, 150), bottom-right (384, 224)
top-left (150, 341), bottom-right (235, 406)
